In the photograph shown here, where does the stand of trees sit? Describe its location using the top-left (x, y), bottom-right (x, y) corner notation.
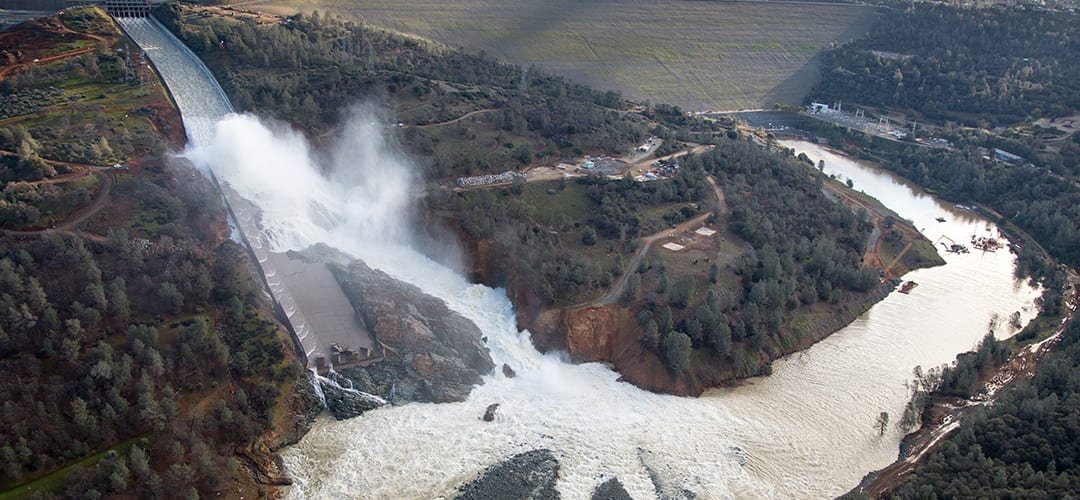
top-left (435, 161), bottom-right (709, 305)
top-left (807, 4), bottom-right (1079, 495)
top-left (633, 136), bottom-right (880, 378)
top-left (0, 161), bottom-right (296, 496)
top-left (806, 121), bottom-right (1080, 286)
top-left (0, 23), bottom-right (170, 171)
top-left (811, 3), bottom-right (1078, 125)
top-left (440, 130), bottom-right (888, 384)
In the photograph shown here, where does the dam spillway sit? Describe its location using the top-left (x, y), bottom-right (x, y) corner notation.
top-left (103, 0), bottom-right (151, 18)
top-left (114, 15), bottom-right (371, 371)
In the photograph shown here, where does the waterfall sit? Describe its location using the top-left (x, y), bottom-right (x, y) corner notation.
top-left (307, 366), bottom-right (386, 412)
top-left (316, 373), bottom-right (387, 407)
top-left (326, 367), bottom-right (354, 390)
top-left (307, 369), bottom-right (328, 409)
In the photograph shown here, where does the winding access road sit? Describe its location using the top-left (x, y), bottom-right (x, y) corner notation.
top-left (576, 175), bottom-right (726, 308)
top-left (0, 169), bottom-right (113, 239)
top-left (414, 107), bottom-right (505, 129)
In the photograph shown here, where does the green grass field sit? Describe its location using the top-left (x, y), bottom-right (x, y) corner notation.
top-left (257, 0), bottom-right (879, 110)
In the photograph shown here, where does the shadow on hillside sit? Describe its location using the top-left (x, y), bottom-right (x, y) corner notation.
top-left (759, 59), bottom-right (823, 109)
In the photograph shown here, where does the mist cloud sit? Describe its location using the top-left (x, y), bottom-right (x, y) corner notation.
top-left (183, 106), bottom-right (418, 254)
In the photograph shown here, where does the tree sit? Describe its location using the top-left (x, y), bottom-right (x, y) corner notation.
top-left (668, 277), bottom-right (694, 308)
top-left (708, 319), bottom-right (732, 357)
top-left (643, 320), bottom-right (659, 349)
top-left (514, 143), bottom-right (534, 165)
top-left (620, 273), bottom-right (640, 306)
top-left (15, 137), bottom-right (54, 178)
top-left (157, 282), bottom-right (183, 315)
top-left (875, 411), bottom-right (889, 436)
top-left (660, 306), bottom-right (673, 333)
top-left (663, 331), bottom-right (692, 373)
top-left (83, 282), bottom-right (107, 311)
top-left (656, 273), bottom-right (668, 294)
top-left (107, 278), bottom-right (129, 322)
top-left (509, 174), bottom-right (526, 195)
top-left (581, 225), bottom-right (596, 246)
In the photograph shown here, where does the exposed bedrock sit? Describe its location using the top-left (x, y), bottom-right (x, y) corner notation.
top-left (456, 449), bottom-right (561, 500)
top-left (296, 245), bottom-right (495, 405)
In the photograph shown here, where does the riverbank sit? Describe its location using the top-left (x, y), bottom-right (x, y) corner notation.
top-left (849, 268), bottom-right (1078, 497)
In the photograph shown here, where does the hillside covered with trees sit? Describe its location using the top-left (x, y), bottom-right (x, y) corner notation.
top-left (0, 8), bottom-right (302, 497)
top-left (153, 3), bottom-right (935, 393)
top-left (435, 130), bottom-right (932, 392)
top-left (811, 3), bottom-right (1078, 126)
top-left (801, 3), bottom-right (1079, 497)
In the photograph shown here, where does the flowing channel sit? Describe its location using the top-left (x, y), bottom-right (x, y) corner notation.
top-left (277, 142), bottom-right (1040, 498)
top-left (117, 16), bottom-right (1041, 498)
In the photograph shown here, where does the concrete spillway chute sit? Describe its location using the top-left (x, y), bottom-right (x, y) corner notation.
top-left (114, 15), bottom-right (376, 374)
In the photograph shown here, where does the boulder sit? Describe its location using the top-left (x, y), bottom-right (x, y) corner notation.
top-left (319, 376), bottom-right (385, 420)
top-left (236, 440), bottom-right (292, 486)
top-left (456, 449), bottom-right (560, 500)
top-left (482, 403), bottom-right (499, 422)
top-left (592, 477), bottom-right (632, 500)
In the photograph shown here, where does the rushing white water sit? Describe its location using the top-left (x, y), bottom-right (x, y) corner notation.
top-left (279, 135), bottom-right (1040, 497)
top-left (275, 140), bottom-right (1038, 499)
top-left (118, 16), bottom-right (1040, 499)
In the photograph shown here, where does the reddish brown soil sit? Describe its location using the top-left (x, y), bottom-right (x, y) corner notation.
top-left (0, 16), bottom-right (105, 78)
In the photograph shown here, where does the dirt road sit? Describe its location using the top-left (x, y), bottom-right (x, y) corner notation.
top-left (0, 149), bottom-right (116, 184)
top-left (520, 143), bottom-right (711, 185)
top-left (0, 15), bottom-right (108, 79)
top-left (0, 170), bottom-right (113, 238)
top-left (819, 176), bottom-right (920, 277)
top-left (577, 175), bottom-right (726, 308)
top-left (626, 143), bottom-right (711, 174)
top-left (0, 46), bottom-right (93, 79)
top-left (415, 107), bottom-right (504, 129)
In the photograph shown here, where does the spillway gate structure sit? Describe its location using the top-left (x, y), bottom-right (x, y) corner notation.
top-left (103, 0), bottom-right (150, 17)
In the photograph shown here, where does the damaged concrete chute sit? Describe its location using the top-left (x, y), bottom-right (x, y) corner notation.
top-left (116, 18), bottom-right (496, 414)
top-left (115, 16), bottom-right (349, 372)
